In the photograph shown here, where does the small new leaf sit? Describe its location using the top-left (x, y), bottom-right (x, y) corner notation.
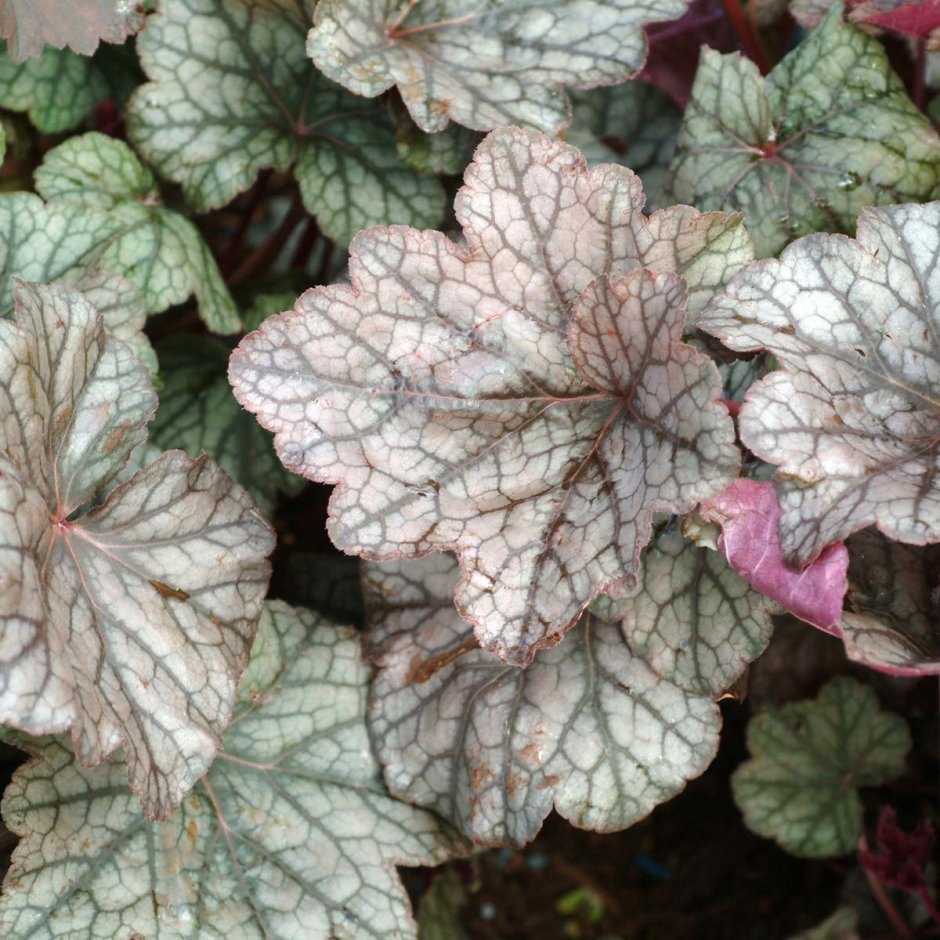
top-left (668, 3), bottom-right (940, 257)
top-left (701, 202), bottom-right (940, 567)
top-left (732, 677), bottom-right (910, 857)
top-left (307, 0), bottom-right (689, 134)
top-left (231, 128), bottom-right (747, 665)
top-left (0, 282), bottom-right (273, 817)
top-left (0, 603), bottom-right (463, 939)
top-left (128, 0), bottom-right (445, 245)
top-left (34, 133), bottom-right (239, 334)
top-left (366, 554), bottom-right (721, 846)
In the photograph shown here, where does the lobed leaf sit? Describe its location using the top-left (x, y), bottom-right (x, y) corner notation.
top-left (668, 3), bottom-right (940, 257)
top-left (307, 0), bottom-right (690, 134)
top-left (34, 133), bottom-right (239, 334)
top-left (0, 282), bottom-right (273, 817)
top-left (365, 557), bottom-right (721, 847)
top-left (0, 602), bottom-right (464, 939)
top-left (127, 0), bottom-right (445, 245)
top-left (364, 532), bottom-right (773, 846)
top-left (701, 202), bottom-right (940, 567)
top-left (0, 0), bottom-right (144, 62)
top-left (231, 128), bottom-right (748, 665)
top-left (732, 677), bottom-right (910, 857)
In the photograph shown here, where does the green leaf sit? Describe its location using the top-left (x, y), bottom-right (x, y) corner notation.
top-left (0, 192), bottom-right (122, 316)
top-left (668, 3), bottom-right (940, 257)
top-left (0, 40), bottom-right (142, 133)
top-left (732, 677), bottom-right (911, 857)
top-left (392, 103), bottom-right (482, 176)
top-left (128, 0), bottom-right (446, 245)
top-left (0, 602), bottom-right (464, 939)
top-left (34, 132), bottom-right (239, 333)
top-left (150, 334), bottom-right (305, 514)
top-left (567, 80), bottom-right (681, 210)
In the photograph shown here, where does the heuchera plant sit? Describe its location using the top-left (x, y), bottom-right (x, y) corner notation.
top-left (0, 0), bottom-right (938, 936)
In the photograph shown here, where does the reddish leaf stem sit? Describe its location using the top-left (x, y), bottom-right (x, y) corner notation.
top-left (858, 834), bottom-right (914, 939)
top-left (720, 0), bottom-right (770, 72)
top-left (227, 191), bottom-right (306, 288)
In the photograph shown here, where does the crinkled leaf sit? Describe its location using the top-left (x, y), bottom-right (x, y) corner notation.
top-left (698, 479), bottom-right (849, 631)
top-left (127, 0), bottom-right (445, 246)
top-left (231, 127), bottom-right (747, 666)
top-left (668, 4), bottom-right (940, 258)
top-left (0, 281), bottom-right (273, 817)
top-left (0, 0), bottom-right (144, 62)
top-left (732, 677), bottom-right (910, 857)
top-left (839, 529), bottom-right (940, 676)
top-left (307, 0), bottom-right (690, 134)
top-left (0, 40), bottom-right (142, 133)
top-left (34, 132), bottom-right (239, 333)
top-left (0, 602), bottom-right (464, 939)
top-left (567, 81), bottom-right (681, 210)
top-left (150, 334), bottom-right (305, 515)
top-left (701, 202), bottom-right (940, 567)
top-left (365, 552), bottom-right (723, 847)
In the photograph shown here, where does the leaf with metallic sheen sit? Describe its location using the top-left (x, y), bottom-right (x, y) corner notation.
top-left (150, 334), bottom-right (306, 514)
top-left (34, 132), bottom-right (239, 334)
top-left (0, 281), bottom-right (273, 817)
top-left (231, 127), bottom-right (747, 666)
top-left (732, 677), bottom-right (910, 857)
top-left (0, 602), bottom-right (464, 939)
top-left (307, 0), bottom-right (690, 133)
top-left (701, 201), bottom-right (940, 567)
top-left (0, 0), bottom-right (144, 62)
top-left (364, 533), bottom-right (773, 846)
top-left (668, 4), bottom-right (940, 257)
top-left (128, 0), bottom-right (445, 245)
top-left (367, 556), bottom-right (721, 847)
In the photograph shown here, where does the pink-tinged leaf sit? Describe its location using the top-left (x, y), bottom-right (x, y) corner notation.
top-left (699, 479), bottom-right (849, 631)
top-left (701, 202), bottom-right (940, 567)
top-left (838, 529), bottom-right (940, 676)
top-left (231, 127), bottom-right (747, 666)
top-left (0, 281), bottom-right (274, 818)
top-left (0, 0), bottom-right (145, 62)
top-left (859, 0), bottom-right (940, 38)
